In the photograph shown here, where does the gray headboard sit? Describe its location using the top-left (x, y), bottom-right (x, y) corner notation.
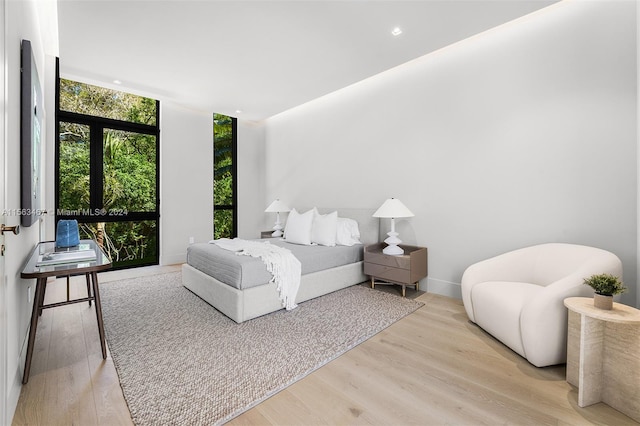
top-left (309, 207), bottom-right (380, 246)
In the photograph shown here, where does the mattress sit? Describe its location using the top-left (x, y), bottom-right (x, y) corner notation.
top-left (186, 239), bottom-right (364, 290)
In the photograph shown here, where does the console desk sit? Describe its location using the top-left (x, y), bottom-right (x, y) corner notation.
top-left (20, 240), bottom-right (111, 384)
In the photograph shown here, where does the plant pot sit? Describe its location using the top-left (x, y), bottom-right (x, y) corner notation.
top-left (594, 293), bottom-right (613, 310)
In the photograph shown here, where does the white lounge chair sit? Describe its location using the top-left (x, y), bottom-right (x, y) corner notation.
top-left (461, 243), bottom-right (622, 367)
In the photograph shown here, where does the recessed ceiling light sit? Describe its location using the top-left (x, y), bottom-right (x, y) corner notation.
top-left (113, 79), bottom-right (122, 85)
top-left (391, 27), bottom-right (402, 36)
top-left (235, 110), bottom-right (243, 114)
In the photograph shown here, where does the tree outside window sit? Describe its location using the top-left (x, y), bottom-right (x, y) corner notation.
top-left (213, 113), bottom-right (237, 239)
top-left (57, 77), bottom-right (159, 268)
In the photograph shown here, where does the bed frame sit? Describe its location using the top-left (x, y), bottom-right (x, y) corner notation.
top-left (182, 208), bottom-right (380, 323)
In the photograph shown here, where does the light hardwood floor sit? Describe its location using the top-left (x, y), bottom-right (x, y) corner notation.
top-left (12, 266), bottom-right (639, 425)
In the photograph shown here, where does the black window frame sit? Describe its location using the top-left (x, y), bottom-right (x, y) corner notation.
top-left (55, 59), bottom-right (161, 268)
top-left (213, 116), bottom-right (238, 238)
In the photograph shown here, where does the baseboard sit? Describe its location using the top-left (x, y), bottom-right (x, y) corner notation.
top-left (424, 277), bottom-right (462, 299)
top-left (6, 366), bottom-right (21, 424)
top-left (6, 314), bottom-right (33, 423)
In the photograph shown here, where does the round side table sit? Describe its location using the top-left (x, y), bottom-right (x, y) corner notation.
top-left (564, 297), bottom-right (640, 422)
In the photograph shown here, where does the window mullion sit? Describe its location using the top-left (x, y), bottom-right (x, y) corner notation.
top-left (56, 72), bottom-right (160, 269)
top-left (90, 124), bottom-right (104, 210)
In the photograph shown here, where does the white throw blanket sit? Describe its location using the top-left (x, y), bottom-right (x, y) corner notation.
top-left (212, 238), bottom-right (301, 310)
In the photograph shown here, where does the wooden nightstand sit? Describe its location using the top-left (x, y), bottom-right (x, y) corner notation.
top-left (364, 243), bottom-right (428, 297)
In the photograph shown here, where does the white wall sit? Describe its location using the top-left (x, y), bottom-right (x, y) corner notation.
top-left (1, 1), bottom-right (6, 420)
top-left (43, 54), bottom-right (58, 243)
top-left (4, 0), bottom-right (58, 420)
top-left (160, 101), bottom-right (213, 264)
top-left (237, 120), bottom-right (266, 239)
top-left (637, 0), bottom-right (640, 310)
top-left (264, 0), bottom-right (638, 306)
top-left (159, 108), bottom-right (267, 262)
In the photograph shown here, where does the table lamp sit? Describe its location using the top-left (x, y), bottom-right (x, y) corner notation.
top-left (265, 199), bottom-right (291, 237)
top-left (373, 198), bottom-right (414, 255)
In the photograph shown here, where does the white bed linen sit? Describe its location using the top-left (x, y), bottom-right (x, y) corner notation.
top-left (213, 238), bottom-right (301, 310)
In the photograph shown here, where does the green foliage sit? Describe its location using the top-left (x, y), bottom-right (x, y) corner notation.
top-left (127, 97), bottom-right (157, 125)
top-left (58, 122), bottom-right (90, 210)
top-left (583, 273), bottom-right (626, 296)
top-left (214, 210), bottom-right (233, 240)
top-left (80, 221), bottom-right (157, 266)
top-left (59, 79), bottom-right (158, 266)
top-left (213, 158), bottom-right (232, 206)
top-left (214, 113), bottom-right (234, 237)
top-left (102, 130), bottom-right (156, 211)
top-left (59, 79), bottom-right (156, 125)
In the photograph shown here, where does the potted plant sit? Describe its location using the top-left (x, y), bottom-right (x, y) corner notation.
top-left (583, 273), bottom-right (626, 310)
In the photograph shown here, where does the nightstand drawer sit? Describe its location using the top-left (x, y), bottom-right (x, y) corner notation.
top-left (364, 262), bottom-right (411, 284)
top-left (364, 250), bottom-right (411, 270)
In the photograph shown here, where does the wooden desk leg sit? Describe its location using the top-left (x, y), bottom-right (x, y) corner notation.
top-left (91, 271), bottom-right (107, 359)
top-left (85, 273), bottom-right (92, 307)
top-left (37, 280), bottom-right (47, 317)
top-left (23, 278), bottom-right (46, 384)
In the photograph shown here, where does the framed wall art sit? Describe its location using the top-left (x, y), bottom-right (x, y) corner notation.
top-left (20, 39), bottom-right (43, 227)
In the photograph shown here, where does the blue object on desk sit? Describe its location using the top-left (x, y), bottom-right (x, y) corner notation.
top-left (55, 219), bottom-right (80, 247)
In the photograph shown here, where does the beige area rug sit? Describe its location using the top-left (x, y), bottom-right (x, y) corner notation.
top-left (99, 271), bottom-right (423, 425)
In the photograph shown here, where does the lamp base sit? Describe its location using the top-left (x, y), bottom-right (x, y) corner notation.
top-left (383, 231), bottom-right (404, 255)
top-left (271, 216), bottom-right (284, 238)
top-left (383, 244), bottom-right (404, 256)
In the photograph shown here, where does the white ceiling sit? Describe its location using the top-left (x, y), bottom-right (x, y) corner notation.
top-left (57, 0), bottom-right (558, 121)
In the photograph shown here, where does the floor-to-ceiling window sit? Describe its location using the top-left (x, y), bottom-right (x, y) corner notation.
top-left (56, 65), bottom-right (160, 268)
top-left (213, 113), bottom-right (237, 239)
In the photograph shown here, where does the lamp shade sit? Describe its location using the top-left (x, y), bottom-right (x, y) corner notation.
top-left (372, 198), bottom-right (414, 218)
top-left (265, 199), bottom-right (291, 213)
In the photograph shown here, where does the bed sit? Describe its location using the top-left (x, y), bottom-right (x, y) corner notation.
top-left (181, 208), bottom-right (380, 323)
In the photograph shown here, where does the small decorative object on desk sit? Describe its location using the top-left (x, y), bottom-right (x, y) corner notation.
top-left (36, 248), bottom-right (96, 267)
top-left (55, 219), bottom-right (80, 248)
top-left (583, 273), bottom-right (626, 310)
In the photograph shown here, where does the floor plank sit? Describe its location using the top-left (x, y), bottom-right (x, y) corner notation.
top-left (13, 267), bottom-right (639, 425)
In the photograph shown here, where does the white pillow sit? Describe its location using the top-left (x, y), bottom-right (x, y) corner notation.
top-left (336, 217), bottom-right (362, 246)
top-left (284, 208), bottom-right (314, 245)
top-left (311, 208), bottom-right (338, 247)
